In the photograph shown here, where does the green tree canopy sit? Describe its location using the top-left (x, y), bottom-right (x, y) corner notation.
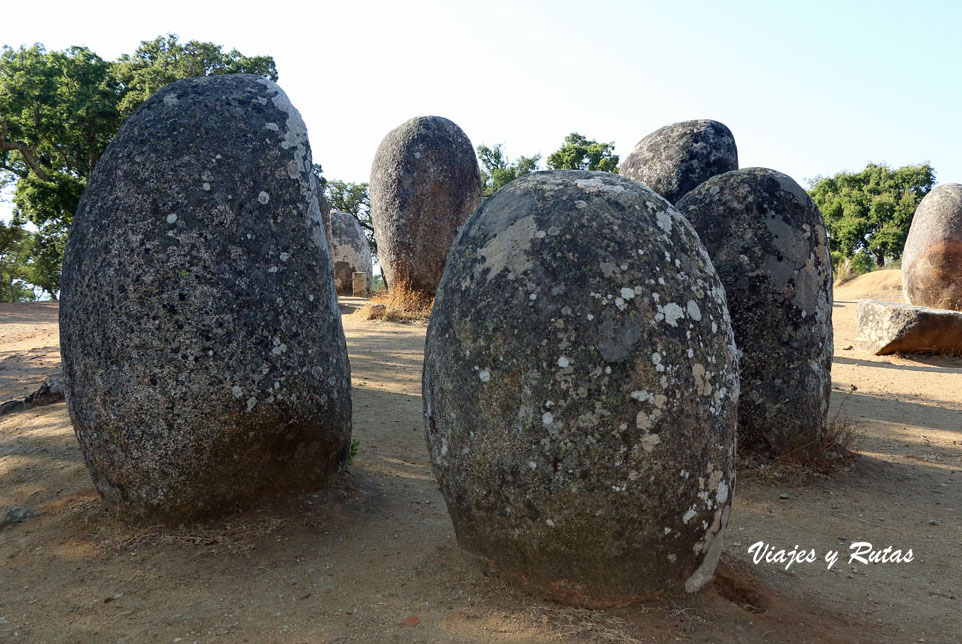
top-left (113, 35), bottom-right (278, 117)
top-left (546, 132), bottom-right (619, 173)
top-left (808, 163), bottom-right (935, 267)
top-left (0, 35), bottom-right (277, 296)
top-left (476, 143), bottom-right (541, 196)
top-left (0, 218), bottom-right (33, 302)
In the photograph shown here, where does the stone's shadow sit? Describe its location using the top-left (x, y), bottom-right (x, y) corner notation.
top-left (834, 355), bottom-right (962, 373)
top-left (0, 302), bottom-right (61, 327)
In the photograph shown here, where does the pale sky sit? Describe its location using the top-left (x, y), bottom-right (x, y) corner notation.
top-left (3, 0), bottom-right (960, 221)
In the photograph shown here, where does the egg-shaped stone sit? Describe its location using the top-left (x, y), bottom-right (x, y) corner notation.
top-left (620, 119), bottom-right (738, 204)
top-left (370, 116), bottom-right (482, 294)
top-left (902, 183), bottom-right (962, 311)
top-left (423, 170), bottom-right (738, 606)
top-left (676, 168), bottom-right (833, 458)
top-left (60, 75), bottom-right (352, 522)
top-left (331, 210), bottom-right (373, 295)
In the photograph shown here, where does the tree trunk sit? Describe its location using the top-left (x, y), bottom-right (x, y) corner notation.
top-left (875, 251), bottom-right (885, 268)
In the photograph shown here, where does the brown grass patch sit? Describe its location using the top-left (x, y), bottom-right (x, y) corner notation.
top-left (358, 281), bottom-right (434, 323)
top-left (738, 387), bottom-right (861, 486)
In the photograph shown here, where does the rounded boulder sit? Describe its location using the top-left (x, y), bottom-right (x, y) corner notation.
top-left (902, 183), bottom-right (962, 311)
top-left (370, 115), bottom-right (482, 294)
top-left (620, 119), bottom-right (738, 204)
top-left (676, 167), bottom-right (833, 458)
top-left (423, 170), bottom-right (738, 606)
top-left (331, 210), bottom-right (373, 295)
top-left (60, 75), bottom-right (352, 522)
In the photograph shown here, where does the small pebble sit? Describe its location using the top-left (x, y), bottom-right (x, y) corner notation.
top-left (778, 493), bottom-right (790, 500)
top-left (929, 519), bottom-right (938, 526)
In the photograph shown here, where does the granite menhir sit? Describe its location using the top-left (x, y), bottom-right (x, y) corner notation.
top-left (370, 116), bottom-right (482, 294)
top-left (902, 183), bottom-right (962, 311)
top-left (620, 119), bottom-right (738, 204)
top-left (423, 170), bottom-right (738, 607)
top-left (60, 74), bottom-right (352, 523)
top-left (677, 167), bottom-right (833, 459)
top-left (331, 210), bottom-right (373, 295)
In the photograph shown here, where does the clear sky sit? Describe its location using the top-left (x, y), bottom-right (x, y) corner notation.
top-left (2, 0), bottom-right (960, 221)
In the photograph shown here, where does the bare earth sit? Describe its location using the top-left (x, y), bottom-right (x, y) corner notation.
top-left (1, 271), bottom-right (959, 643)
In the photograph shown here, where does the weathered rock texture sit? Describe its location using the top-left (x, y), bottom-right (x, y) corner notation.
top-left (902, 183), bottom-right (962, 311)
top-left (330, 210), bottom-right (373, 295)
top-left (424, 170), bottom-right (738, 606)
top-left (856, 299), bottom-right (962, 355)
top-left (60, 75), bottom-right (352, 522)
top-left (370, 116), bottom-right (482, 294)
top-left (619, 120), bottom-right (738, 204)
top-left (677, 167), bottom-right (833, 458)
top-left (352, 272), bottom-right (370, 297)
top-left (317, 186), bottom-right (334, 269)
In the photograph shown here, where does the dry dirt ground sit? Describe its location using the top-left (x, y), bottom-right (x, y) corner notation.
top-left (0, 271), bottom-right (959, 643)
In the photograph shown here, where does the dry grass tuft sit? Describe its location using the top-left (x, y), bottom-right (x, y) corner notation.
top-left (833, 257), bottom-right (856, 286)
top-left (738, 386), bottom-right (861, 485)
top-left (358, 281), bottom-right (434, 323)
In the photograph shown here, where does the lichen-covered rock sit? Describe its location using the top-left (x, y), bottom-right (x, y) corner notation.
top-left (856, 299), bottom-right (962, 355)
top-left (60, 75), bottom-right (352, 522)
top-left (676, 168), bottom-right (833, 458)
top-left (370, 116), bottom-right (482, 294)
top-left (902, 183), bottom-right (962, 311)
top-left (317, 185), bottom-right (334, 269)
top-left (330, 210), bottom-right (373, 295)
top-left (619, 120), bottom-right (738, 204)
top-left (423, 170), bottom-right (738, 606)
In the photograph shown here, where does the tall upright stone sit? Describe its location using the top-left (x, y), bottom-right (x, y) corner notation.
top-left (902, 183), bottom-right (962, 311)
top-left (620, 120), bottom-right (738, 204)
top-left (677, 168), bottom-right (833, 458)
top-left (330, 210), bottom-right (373, 295)
top-left (60, 75), bottom-right (352, 522)
top-left (370, 116), bottom-right (482, 294)
top-left (424, 171), bottom-right (738, 606)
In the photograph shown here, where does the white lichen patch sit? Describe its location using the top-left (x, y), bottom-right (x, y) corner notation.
top-left (264, 122), bottom-right (279, 131)
top-left (686, 300), bottom-right (702, 321)
top-left (479, 369), bottom-right (491, 382)
top-left (557, 356), bottom-right (570, 368)
top-left (575, 177), bottom-right (625, 194)
top-left (641, 433), bottom-right (661, 452)
top-left (682, 506), bottom-right (697, 524)
top-left (166, 213), bottom-right (178, 224)
top-left (477, 215), bottom-right (538, 281)
top-left (258, 191), bottom-right (270, 204)
top-left (163, 94), bottom-right (179, 106)
top-left (231, 386), bottom-right (243, 398)
top-left (542, 411), bottom-right (554, 425)
top-left (620, 287), bottom-right (636, 300)
top-left (662, 302), bottom-right (684, 326)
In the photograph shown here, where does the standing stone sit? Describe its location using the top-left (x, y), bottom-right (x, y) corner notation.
top-left (370, 116), bottom-right (482, 294)
top-left (352, 272), bottom-right (371, 297)
top-left (424, 171), bottom-right (738, 606)
top-left (317, 185), bottom-right (334, 270)
top-left (620, 120), bottom-right (738, 204)
top-left (330, 210), bottom-right (373, 295)
top-left (60, 75), bottom-right (352, 522)
top-left (902, 183), bottom-right (962, 311)
top-left (676, 168), bottom-right (833, 458)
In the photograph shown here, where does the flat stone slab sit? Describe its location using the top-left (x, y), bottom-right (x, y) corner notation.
top-left (856, 299), bottom-right (962, 355)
